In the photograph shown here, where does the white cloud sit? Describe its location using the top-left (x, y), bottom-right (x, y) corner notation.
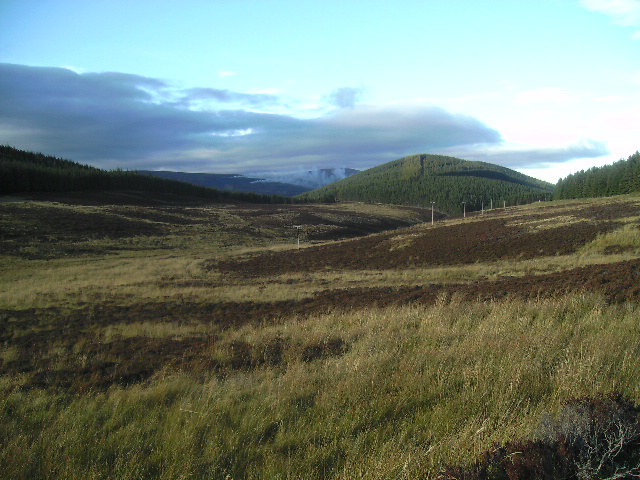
top-left (61, 65), bottom-right (86, 74)
top-left (514, 87), bottom-right (587, 106)
top-left (248, 87), bottom-right (283, 95)
top-left (581, 0), bottom-right (640, 37)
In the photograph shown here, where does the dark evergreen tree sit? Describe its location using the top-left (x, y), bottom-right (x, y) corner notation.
top-left (554, 151), bottom-right (640, 200)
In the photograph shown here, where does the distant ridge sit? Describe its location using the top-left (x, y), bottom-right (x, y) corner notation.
top-left (298, 154), bottom-right (554, 215)
top-left (136, 168), bottom-right (360, 196)
top-left (137, 170), bottom-right (309, 196)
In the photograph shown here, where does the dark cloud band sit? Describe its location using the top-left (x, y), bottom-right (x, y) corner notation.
top-left (0, 63), bottom-right (504, 173)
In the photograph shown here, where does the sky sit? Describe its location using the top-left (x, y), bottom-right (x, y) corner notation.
top-left (0, 0), bottom-right (639, 183)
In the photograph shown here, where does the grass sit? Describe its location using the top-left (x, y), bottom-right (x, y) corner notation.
top-left (2, 294), bottom-right (640, 479)
top-left (578, 223), bottom-right (640, 256)
top-left (0, 253), bottom-right (204, 309)
top-left (4, 242), bottom-right (639, 310)
top-left (1, 195), bottom-right (640, 479)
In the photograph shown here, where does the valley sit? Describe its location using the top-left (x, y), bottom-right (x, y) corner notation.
top-left (1, 193), bottom-right (640, 479)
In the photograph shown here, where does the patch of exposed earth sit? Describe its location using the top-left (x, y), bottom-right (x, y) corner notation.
top-left (213, 200), bottom-right (640, 276)
top-left (212, 219), bottom-right (615, 276)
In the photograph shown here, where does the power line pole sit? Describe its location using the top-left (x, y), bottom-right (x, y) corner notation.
top-left (293, 225), bottom-right (302, 249)
top-left (431, 201), bottom-right (435, 225)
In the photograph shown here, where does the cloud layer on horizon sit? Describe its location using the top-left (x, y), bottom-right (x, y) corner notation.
top-left (0, 63), bottom-right (608, 175)
top-left (443, 139), bottom-right (611, 170)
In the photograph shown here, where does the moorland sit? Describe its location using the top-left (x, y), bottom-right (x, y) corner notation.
top-left (2, 188), bottom-right (640, 479)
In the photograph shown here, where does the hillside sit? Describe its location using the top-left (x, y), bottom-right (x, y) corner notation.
top-left (2, 183), bottom-right (640, 478)
top-left (298, 153), bottom-right (554, 214)
top-left (0, 145), bottom-right (293, 204)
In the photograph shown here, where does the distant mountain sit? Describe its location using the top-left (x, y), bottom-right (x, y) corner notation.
top-left (255, 168), bottom-right (360, 190)
top-left (298, 154), bottom-right (554, 215)
top-left (138, 168), bottom-right (360, 196)
top-left (137, 171), bottom-right (309, 196)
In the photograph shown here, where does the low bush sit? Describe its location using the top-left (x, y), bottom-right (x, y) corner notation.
top-left (441, 393), bottom-right (640, 480)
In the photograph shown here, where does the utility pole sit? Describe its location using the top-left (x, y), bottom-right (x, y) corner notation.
top-left (462, 201), bottom-right (466, 218)
top-left (293, 225), bottom-right (302, 249)
top-left (431, 201), bottom-right (435, 225)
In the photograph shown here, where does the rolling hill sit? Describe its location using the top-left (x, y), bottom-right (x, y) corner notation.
top-left (298, 153), bottom-right (554, 214)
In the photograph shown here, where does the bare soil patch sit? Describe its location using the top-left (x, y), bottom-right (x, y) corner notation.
top-left (213, 219), bottom-right (618, 276)
top-left (213, 200), bottom-right (640, 276)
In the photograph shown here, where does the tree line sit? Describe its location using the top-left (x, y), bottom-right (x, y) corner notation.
top-left (554, 151), bottom-right (640, 200)
top-left (0, 145), bottom-right (295, 204)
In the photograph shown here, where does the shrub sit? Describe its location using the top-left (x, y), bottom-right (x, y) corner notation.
top-left (440, 393), bottom-right (640, 480)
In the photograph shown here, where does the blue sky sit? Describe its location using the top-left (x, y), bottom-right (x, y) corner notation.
top-left (1, 0), bottom-right (639, 183)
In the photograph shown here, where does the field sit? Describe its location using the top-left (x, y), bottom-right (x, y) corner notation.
top-left (1, 192), bottom-right (640, 479)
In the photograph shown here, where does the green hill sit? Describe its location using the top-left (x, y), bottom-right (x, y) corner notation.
top-left (0, 145), bottom-right (292, 204)
top-left (298, 153), bottom-right (554, 215)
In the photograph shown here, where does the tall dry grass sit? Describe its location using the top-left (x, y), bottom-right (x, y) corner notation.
top-left (2, 293), bottom-right (639, 479)
top-left (3, 196), bottom-right (640, 478)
